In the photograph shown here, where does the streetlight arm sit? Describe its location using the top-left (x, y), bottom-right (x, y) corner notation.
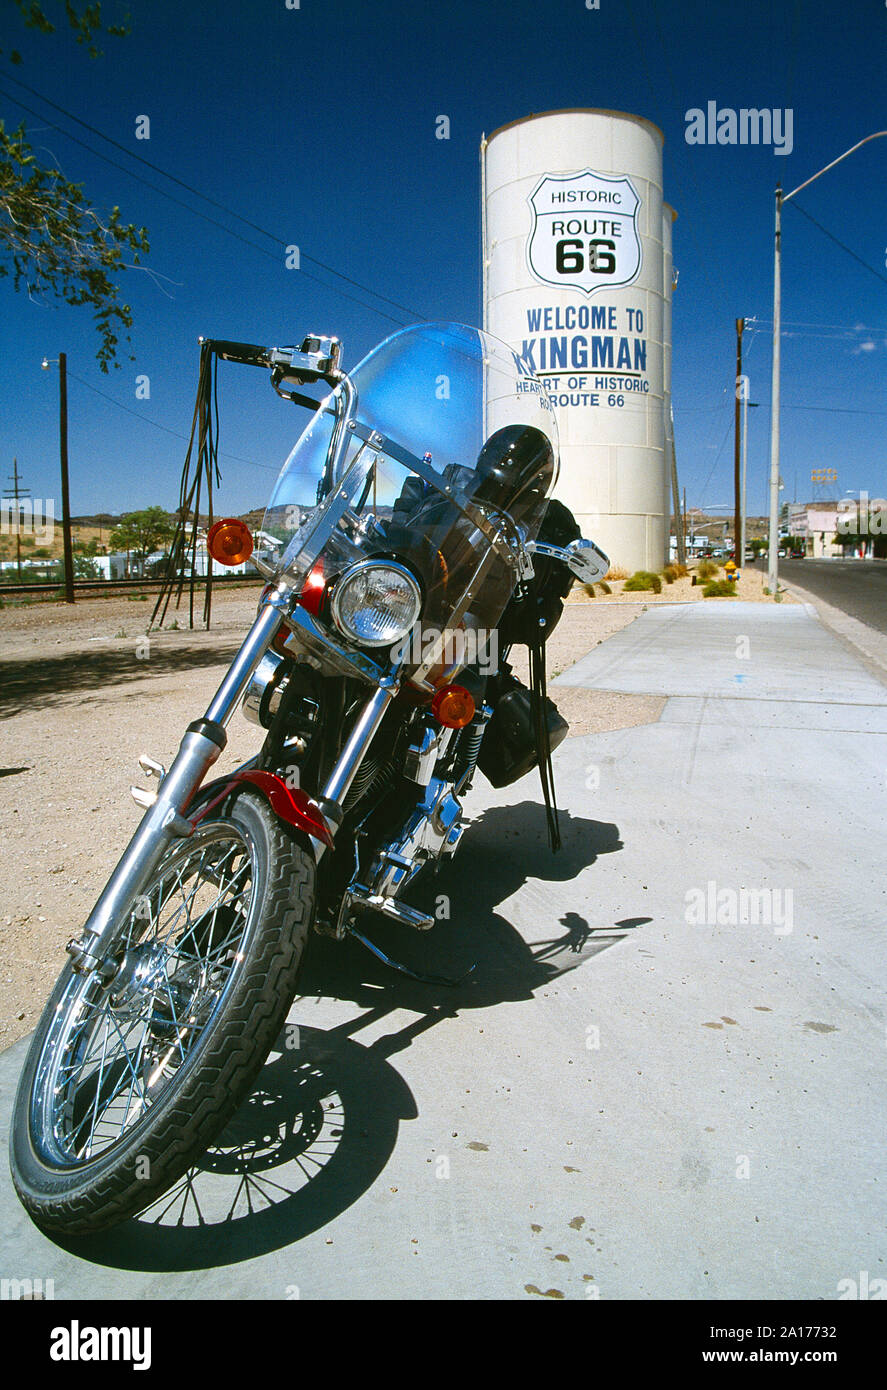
top-left (784, 131), bottom-right (887, 203)
top-left (768, 128), bottom-right (887, 599)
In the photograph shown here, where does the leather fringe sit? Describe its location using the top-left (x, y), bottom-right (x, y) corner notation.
top-left (150, 342), bottom-right (221, 631)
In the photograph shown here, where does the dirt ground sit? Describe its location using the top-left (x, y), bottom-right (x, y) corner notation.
top-left (0, 567), bottom-right (770, 1045)
top-left (571, 562), bottom-right (795, 607)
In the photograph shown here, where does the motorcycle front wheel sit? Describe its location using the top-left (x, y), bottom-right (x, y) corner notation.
top-left (9, 791), bottom-right (315, 1235)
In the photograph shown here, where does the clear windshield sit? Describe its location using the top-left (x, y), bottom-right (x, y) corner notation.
top-left (261, 321), bottom-right (558, 653)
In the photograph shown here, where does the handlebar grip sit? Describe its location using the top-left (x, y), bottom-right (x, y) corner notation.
top-left (205, 339), bottom-right (271, 367)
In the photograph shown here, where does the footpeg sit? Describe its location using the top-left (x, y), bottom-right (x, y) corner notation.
top-left (132, 755), bottom-right (167, 810)
top-left (139, 755), bottom-right (167, 781)
top-left (130, 785), bottom-right (157, 810)
top-left (347, 886), bottom-right (434, 931)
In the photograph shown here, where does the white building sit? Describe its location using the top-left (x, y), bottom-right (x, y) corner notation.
top-left (786, 503), bottom-right (842, 558)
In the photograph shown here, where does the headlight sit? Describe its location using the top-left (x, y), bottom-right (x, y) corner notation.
top-left (330, 560), bottom-right (422, 647)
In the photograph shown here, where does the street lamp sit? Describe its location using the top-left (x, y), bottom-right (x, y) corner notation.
top-left (41, 352), bottom-right (75, 604)
top-left (767, 131), bottom-right (887, 597)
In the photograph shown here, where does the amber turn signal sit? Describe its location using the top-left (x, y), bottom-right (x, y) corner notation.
top-left (206, 517), bottom-right (254, 566)
top-left (431, 684), bottom-right (475, 729)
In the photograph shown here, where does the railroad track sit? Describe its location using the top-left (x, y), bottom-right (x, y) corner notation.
top-left (0, 576), bottom-right (261, 600)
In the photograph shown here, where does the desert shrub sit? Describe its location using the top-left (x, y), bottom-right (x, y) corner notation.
top-left (604, 566), bottom-right (629, 581)
top-left (662, 565), bottom-right (678, 583)
top-left (597, 580), bottom-right (612, 594)
top-left (702, 580), bottom-right (738, 598)
top-left (624, 570), bottom-right (662, 594)
top-left (696, 559), bottom-right (719, 580)
top-left (583, 583), bottom-right (596, 598)
top-left (670, 562), bottom-right (689, 578)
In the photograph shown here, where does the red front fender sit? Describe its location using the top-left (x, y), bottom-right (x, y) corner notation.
top-left (189, 769), bottom-right (334, 847)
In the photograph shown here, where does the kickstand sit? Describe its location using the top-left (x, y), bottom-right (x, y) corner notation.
top-left (344, 922), bottom-right (476, 988)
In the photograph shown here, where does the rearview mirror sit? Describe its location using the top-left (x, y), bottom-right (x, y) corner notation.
top-left (564, 537), bottom-right (609, 584)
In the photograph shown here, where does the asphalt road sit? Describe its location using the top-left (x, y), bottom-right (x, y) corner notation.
top-left (773, 558), bottom-right (887, 634)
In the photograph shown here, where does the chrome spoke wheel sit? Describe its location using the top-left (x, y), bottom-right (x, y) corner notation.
top-left (31, 821), bottom-right (256, 1167)
top-left (12, 791), bottom-right (315, 1235)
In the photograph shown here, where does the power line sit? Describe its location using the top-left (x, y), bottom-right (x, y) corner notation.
top-left (697, 412), bottom-right (738, 509)
top-left (1, 71), bottom-right (425, 321)
top-left (0, 82), bottom-right (419, 326)
top-left (782, 403), bottom-right (887, 416)
top-left (754, 320), bottom-right (887, 331)
top-left (788, 199), bottom-right (887, 288)
top-left (64, 370), bottom-right (280, 471)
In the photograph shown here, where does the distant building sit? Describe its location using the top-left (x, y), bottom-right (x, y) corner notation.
top-left (786, 502), bottom-right (842, 558)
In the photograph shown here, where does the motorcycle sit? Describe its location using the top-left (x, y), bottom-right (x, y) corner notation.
top-left (9, 321), bottom-right (608, 1233)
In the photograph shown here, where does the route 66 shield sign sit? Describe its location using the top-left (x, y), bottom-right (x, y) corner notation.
top-left (527, 169), bottom-right (642, 296)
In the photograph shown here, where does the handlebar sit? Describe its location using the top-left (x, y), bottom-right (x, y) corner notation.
top-left (198, 335), bottom-right (343, 384)
top-left (206, 339), bottom-right (272, 367)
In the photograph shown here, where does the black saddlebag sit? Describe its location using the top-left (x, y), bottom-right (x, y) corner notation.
top-left (477, 674), bottom-right (569, 788)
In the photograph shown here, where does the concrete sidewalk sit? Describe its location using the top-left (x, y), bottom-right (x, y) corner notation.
top-left (2, 601), bottom-right (885, 1299)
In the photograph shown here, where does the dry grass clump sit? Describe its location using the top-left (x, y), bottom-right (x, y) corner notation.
top-left (623, 570), bottom-right (662, 594)
top-left (582, 579), bottom-right (612, 598)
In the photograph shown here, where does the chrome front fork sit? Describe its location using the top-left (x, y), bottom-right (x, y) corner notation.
top-left (312, 676), bottom-right (398, 852)
top-left (68, 597), bottom-right (286, 972)
top-left (68, 593), bottom-right (398, 972)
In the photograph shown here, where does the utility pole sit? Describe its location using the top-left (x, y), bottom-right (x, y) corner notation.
top-left (3, 458), bottom-right (30, 580)
top-left (669, 405), bottom-right (686, 565)
top-left (43, 353), bottom-right (75, 602)
top-left (59, 353), bottom-right (75, 603)
top-left (768, 187), bottom-right (782, 594)
top-left (740, 392), bottom-right (760, 564)
top-left (734, 318), bottom-right (744, 564)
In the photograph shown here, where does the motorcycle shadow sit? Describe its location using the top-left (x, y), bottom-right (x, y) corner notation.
top-left (57, 801), bottom-right (644, 1273)
top-left (305, 799), bottom-right (635, 1013)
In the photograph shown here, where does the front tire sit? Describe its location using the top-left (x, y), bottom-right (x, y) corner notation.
top-left (9, 791), bottom-right (315, 1235)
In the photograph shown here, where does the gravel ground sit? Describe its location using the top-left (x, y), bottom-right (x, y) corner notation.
top-left (0, 583), bottom-right (667, 1045)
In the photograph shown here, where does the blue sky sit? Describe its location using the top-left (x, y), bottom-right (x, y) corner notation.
top-left (1, 0), bottom-right (885, 523)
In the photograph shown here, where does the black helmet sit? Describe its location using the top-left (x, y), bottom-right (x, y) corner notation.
top-left (474, 425), bottom-right (556, 514)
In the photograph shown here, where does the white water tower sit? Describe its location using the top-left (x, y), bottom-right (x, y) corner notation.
top-left (481, 109), bottom-right (674, 571)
